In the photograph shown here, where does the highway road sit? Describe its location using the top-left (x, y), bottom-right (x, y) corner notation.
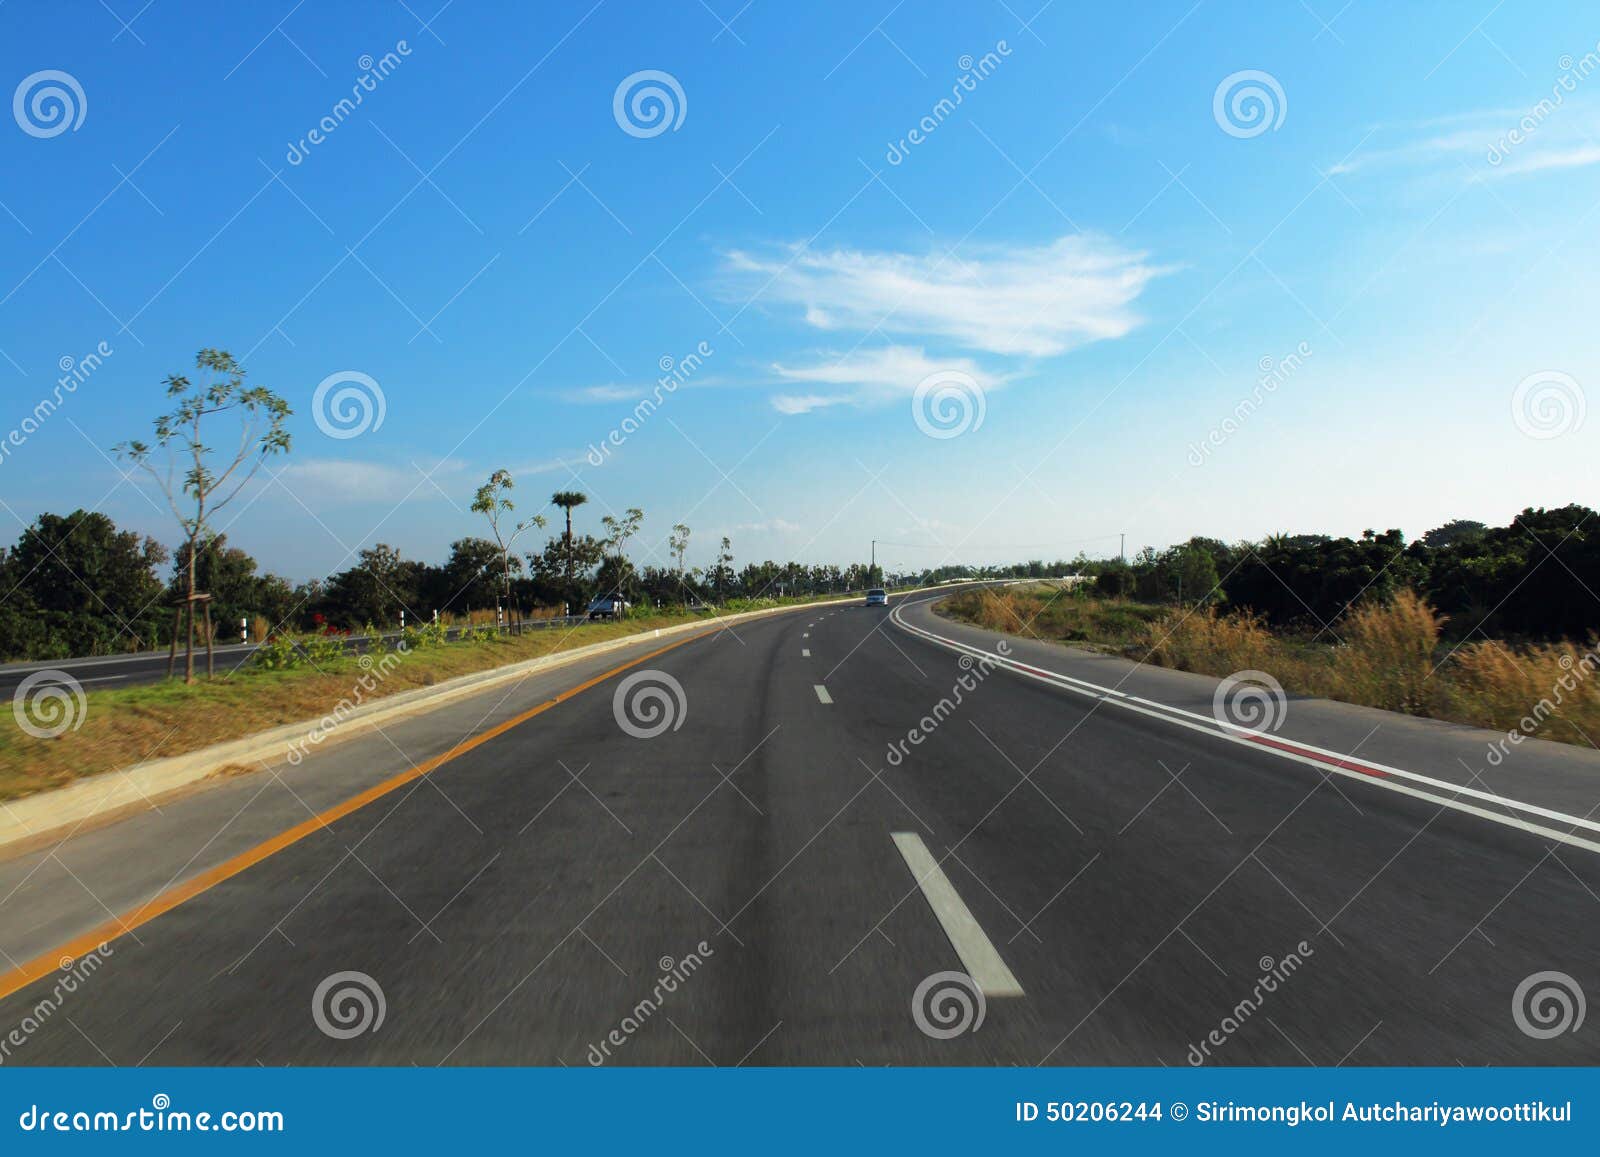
top-left (2, 587), bottom-right (1598, 1065)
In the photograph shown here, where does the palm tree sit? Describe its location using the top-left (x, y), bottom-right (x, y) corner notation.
top-left (550, 490), bottom-right (588, 596)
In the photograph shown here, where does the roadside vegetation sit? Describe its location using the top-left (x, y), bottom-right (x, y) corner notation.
top-left (0, 593), bottom-right (849, 802)
top-left (942, 584), bottom-right (1600, 750)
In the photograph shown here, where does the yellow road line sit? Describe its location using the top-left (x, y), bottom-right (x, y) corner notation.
top-left (0, 630), bottom-right (708, 1004)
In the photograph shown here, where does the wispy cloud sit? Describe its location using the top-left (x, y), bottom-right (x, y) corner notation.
top-left (770, 345), bottom-right (1000, 415)
top-left (278, 458), bottom-right (466, 504)
top-left (1330, 100), bottom-right (1600, 180)
top-left (563, 384), bottom-right (640, 403)
top-left (723, 234), bottom-right (1161, 358)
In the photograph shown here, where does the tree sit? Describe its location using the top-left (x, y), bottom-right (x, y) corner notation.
top-left (471, 469), bottom-right (545, 618)
top-left (116, 349), bottom-right (290, 681)
top-left (669, 524), bottom-right (690, 576)
top-left (1422, 520), bottom-right (1488, 549)
top-left (318, 544), bottom-right (416, 630)
top-left (437, 537), bottom-right (504, 613)
top-left (711, 536), bottom-right (735, 602)
top-left (170, 535), bottom-right (296, 640)
top-left (601, 507), bottom-right (644, 557)
top-left (550, 489), bottom-right (589, 595)
top-left (527, 532), bottom-right (605, 610)
top-left (0, 510), bottom-right (167, 660)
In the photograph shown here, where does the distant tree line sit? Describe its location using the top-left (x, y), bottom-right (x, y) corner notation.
top-left (1071, 506), bottom-right (1596, 642)
top-left (0, 503), bottom-right (889, 660)
top-left (4, 498), bottom-right (1592, 660)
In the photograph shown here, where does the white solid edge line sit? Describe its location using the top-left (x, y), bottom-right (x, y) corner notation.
top-left (813, 684), bottom-right (832, 704)
top-left (889, 603), bottom-right (1600, 856)
top-left (891, 832), bottom-right (1024, 997)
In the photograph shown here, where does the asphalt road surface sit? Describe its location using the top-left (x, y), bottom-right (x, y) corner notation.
top-left (2, 588), bottom-right (1598, 1066)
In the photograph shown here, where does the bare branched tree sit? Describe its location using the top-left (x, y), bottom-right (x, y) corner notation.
top-left (116, 349), bottom-right (291, 682)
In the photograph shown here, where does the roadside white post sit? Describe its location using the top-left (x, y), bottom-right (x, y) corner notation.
top-left (240, 617), bottom-right (247, 645)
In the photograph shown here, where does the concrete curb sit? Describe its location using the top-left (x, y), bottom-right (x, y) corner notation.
top-left (0, 591), bottom-right (919, 853)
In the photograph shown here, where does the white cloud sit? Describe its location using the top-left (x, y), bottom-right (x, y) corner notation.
top-left (1329, 103), bottom-right (1600, 180)
top-left (564, 384), bottom-right (640, 403)
top-left (770, 345), bottom-right (1000, 415)
top-left (729, 518), bottom-right (801, 533)
top-left (277, 458), bottom-right (466, 504)
top-left (724, 235), bottom-right (1160, 357)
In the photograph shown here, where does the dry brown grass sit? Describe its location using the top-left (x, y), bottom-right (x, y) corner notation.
top-left (1445, 638), bottom-right (1600, 746)
top-left (953, 586), bottom-right (1600, 749)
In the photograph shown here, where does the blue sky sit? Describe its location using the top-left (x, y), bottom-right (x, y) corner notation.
top-left (0, 1), bottom-right (1595, 582)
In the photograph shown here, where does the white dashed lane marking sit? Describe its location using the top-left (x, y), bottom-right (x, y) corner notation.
top-left (891, 832), bottom-right (1024, 997)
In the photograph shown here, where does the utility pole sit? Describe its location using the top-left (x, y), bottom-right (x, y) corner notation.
top-left (1120, 533), bottom-right (1126, 563)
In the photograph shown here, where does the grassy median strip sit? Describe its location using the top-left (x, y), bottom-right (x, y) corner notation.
top-left (942, 584), bottom-right (1600, 750)
top-left (0, 602), bottom-right (808, 802)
